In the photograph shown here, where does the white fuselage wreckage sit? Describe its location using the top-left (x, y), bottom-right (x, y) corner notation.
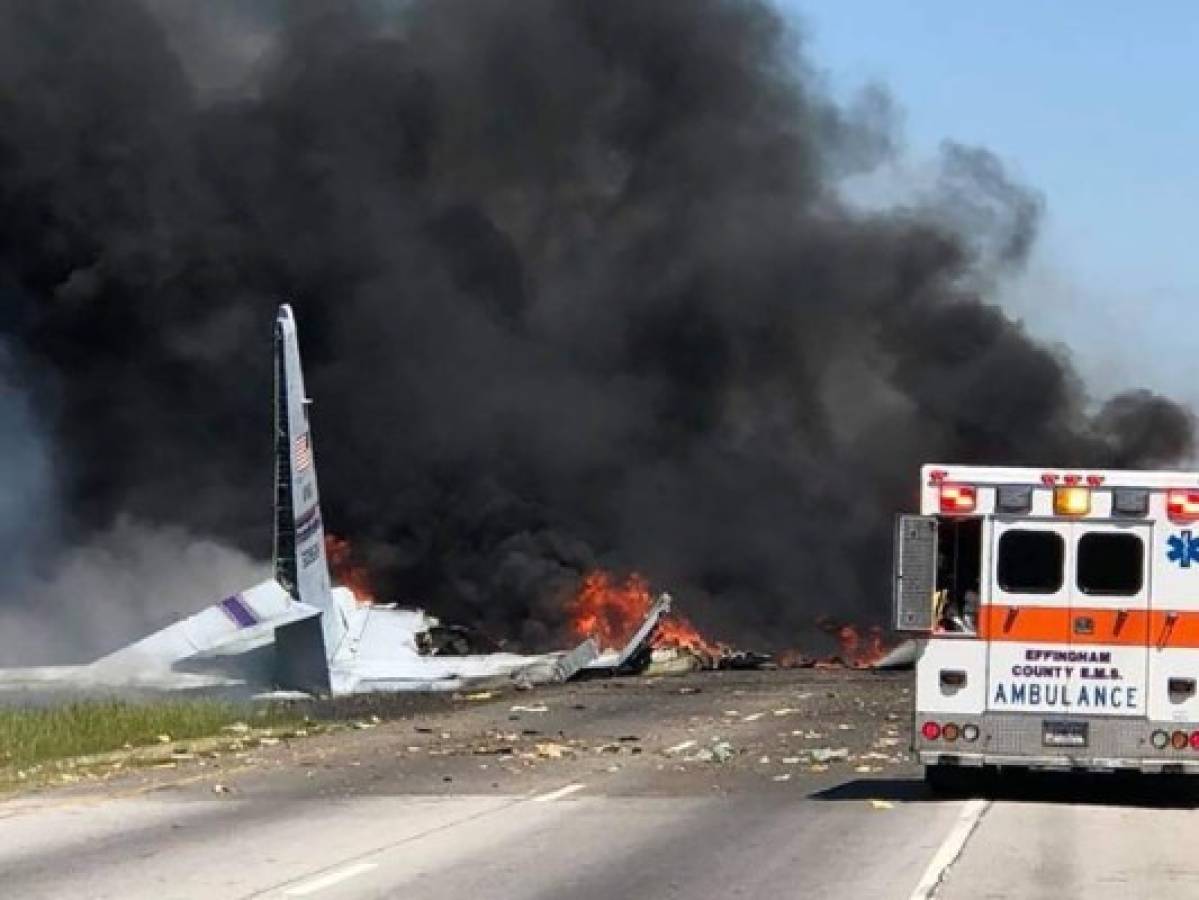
top-left (0, 306), bottom-right (667, 696)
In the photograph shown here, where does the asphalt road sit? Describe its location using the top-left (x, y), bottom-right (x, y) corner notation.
top-left (2, 670), bottom-right (1198, 898)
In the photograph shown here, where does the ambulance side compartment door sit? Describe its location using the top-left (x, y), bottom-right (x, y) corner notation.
top-left (1148, 518), bottom-right (1199, 721)
top-left (894, 514), bottom-right (937, 633)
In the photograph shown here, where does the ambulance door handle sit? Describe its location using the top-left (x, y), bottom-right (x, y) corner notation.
top-left (940, 669), bottom-right (967, 689)
top-left (1114, 609), bottom-right (1129, 635)
top-left (1158, 611), bottom-right (1179, 650)
top-left (1168, 677), bottom-right (1196, 698)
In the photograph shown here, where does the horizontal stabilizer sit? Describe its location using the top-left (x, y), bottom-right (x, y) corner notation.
top-left (95, 579), bottom-right (319, 674)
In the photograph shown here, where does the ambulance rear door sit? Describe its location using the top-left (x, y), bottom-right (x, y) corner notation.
top-left (1068, 520), bottom-right (1151, 718)
top-left (985, 518), bottom-right (1073, 712)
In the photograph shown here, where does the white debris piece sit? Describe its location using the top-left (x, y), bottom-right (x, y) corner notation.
top-left (808, 747), bottom-right (850, 763)
top-left (872, 639), bottom-right (924, 670)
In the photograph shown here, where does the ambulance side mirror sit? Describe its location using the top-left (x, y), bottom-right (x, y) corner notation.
top-left (893, 515), bottom-right (938, 633)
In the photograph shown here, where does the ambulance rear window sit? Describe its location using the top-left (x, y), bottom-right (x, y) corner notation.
top-left (1077, 532), bottom-right (1143, 596)
top-left (997, 530), bottom-right (1064, 594)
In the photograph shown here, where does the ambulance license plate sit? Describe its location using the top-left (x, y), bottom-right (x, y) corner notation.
top-left (1043, 720), bottom-right (1088, 747)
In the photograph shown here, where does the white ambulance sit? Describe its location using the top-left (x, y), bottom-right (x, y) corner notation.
top-left (894, 464), bottom-right (1199, 786)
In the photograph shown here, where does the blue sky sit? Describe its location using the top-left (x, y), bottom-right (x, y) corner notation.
top-left (780, 1), bottom-right (1199, 409)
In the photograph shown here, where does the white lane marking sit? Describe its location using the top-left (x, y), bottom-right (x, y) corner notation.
top-left (909, 799), bottom-right (991, 900)
top-left (273, 785), bottom-right (586, 895)
top-left (283, 862), bottom-right (378, 896)
top-left (532, 783), bottom-right (587, 803)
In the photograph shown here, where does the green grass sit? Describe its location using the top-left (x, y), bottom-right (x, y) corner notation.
top-left (0, 699), bottom-right (297, 772)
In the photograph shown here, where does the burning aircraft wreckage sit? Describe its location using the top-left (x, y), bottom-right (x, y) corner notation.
top-left (0, 306), bottom-right (904, 699)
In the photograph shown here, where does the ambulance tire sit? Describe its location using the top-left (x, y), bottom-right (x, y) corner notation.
top-left (924, 764), bottom-right (977, 796)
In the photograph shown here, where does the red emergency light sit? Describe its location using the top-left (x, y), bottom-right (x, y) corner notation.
top-left (1167, 490), bottom-right (1199, 522)
top-left (939, 484), bottom-right (976, 514)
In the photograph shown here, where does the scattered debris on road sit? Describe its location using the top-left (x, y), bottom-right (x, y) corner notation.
top-left (1, 668), bottom-right (913, 800)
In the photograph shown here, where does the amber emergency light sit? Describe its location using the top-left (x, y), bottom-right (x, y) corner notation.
top-left (1054, 486), bottom-right (1091, 516)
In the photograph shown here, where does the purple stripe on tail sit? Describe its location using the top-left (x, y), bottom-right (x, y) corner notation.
top-left (219, 595), bottom-right (259, 629)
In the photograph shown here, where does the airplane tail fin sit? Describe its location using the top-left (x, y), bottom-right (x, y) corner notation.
top-left (273, 304), bottom-right (347, 663)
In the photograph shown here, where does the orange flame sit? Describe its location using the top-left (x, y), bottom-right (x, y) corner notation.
top-left (815, 618), bottom-right (889, 668)
top-left (324, 534), bottom-right (375, 604)
top-left (568, 571), bottom-right (720, 655)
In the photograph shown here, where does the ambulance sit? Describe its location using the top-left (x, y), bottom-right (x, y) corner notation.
top-left (894, 464), bottom-right (1199, 786)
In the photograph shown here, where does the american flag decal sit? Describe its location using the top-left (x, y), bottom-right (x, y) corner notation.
top-left (293, 432), bottom-right (312, 472)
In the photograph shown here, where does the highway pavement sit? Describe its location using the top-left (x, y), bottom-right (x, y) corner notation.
top-left (2, 670), bottom-right (1197, 898)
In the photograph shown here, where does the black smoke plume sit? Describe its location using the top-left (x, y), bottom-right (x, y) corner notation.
top-left (0, 0), bottom-right (1190, 658)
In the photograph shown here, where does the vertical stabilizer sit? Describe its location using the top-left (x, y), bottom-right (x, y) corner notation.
top-left (274, 304), bottom-right (346, 660)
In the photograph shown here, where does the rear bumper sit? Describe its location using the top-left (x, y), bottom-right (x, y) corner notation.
top-left (918, 750), bottom-right (1199, 774)
top-left (914, 711), bottom-right (1199, 773)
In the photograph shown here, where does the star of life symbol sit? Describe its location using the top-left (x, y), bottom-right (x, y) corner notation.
top-left (1167, 530), bottom-right (1199, 568)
